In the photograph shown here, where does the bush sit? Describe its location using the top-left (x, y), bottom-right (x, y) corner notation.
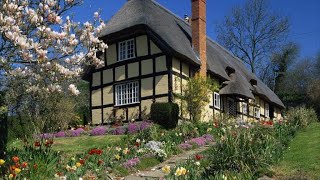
top-left (150, 102), bottom-right (179, 129)
top-left (287, 106), bottom-right (318, 129)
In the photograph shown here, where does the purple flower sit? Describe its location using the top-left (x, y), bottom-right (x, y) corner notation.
top-left (202, 134), bottom-right (214, 142)
top-left (123, 157), bottom-right (140, 169)
top-left (38, 133), bottom-right (54, 139)
top-left (189, 137), bottom-right (207, 146)
top-left (140, 121), bottom-right (152, 131)
top-left (69, 128), bottom-right (85, 137)
top-left (54, 131), bottom-right (66, 138)
top-left (128, 123), bottom-right (139, 134)
top-left (90, 126), bottom-right (106, 136)
top-left (113, 127), bottom-right (125, 135)
top-left (178, 143), bottom-right (193, 150)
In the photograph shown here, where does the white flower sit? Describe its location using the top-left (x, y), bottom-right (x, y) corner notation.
top-left (94, 12), bottom-right (99, 18)
top-left (136, 139), bottom-right (141, 143)
top-left (195, 161), bottom-right (201, 166)
top-left (68, 84), bottom-right (80, 96)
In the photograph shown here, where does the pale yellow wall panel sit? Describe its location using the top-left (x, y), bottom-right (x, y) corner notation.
top-left (182, 62), bottom-right (189, 77)
top-left (156, 97), bottom-right (168, 103)
top-left (106, 44), bottom-right (116, 65)
top-left (128, 62), bottom-right (139, 78)
top-left (128, 107), bottom-right (140, 120)
top-left (115, 108), bottom-right (126, 119)
top-left (103, 69), bottom-right (113, 84)
top-left (150, 41), bottom-right (161, 54)
top-left (136, 35), bottom-right (148, 57)
top-left (173, 75), bottom-right (181, 93)
top-left (155, 75), bottom-right (168, 95)
top-left (209, 93), bottom-right (213, 106)
top-left (103, 107), bottom-right (113, 122)
top-left (141, 59), bottom-right (153, 75)
top-left (92, 90), bottom-right (101, 106)
top-left (172, 58), bottom-right (180, 73)
top-left (102, 86), bottom-right (113, 105)
top-left (92, 109), bottom-right (102, 124)
top-left (202, 104), bottom-right (213, 122)
top-left (260, 99), bottom-right (265, 115)
top-left (141, 100), bottom-right (153, 115)
top-left (92, 72), bottom-right (101, 87)
top-left (141, 77), bottom-right (153, 97)
top-left (156, 56), bottom-right (167, 72)
top-left (115, 65), bottom-right (125, 81)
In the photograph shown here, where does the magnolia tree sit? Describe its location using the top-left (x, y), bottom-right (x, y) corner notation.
top-left (0, 0), bottom-right (107, 140)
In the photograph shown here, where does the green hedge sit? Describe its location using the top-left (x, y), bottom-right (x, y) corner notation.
top-left (151, 102), bottom-right (179, 129)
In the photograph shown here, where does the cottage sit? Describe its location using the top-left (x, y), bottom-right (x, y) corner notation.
top-left (83, 0), bottom-right (285, 124)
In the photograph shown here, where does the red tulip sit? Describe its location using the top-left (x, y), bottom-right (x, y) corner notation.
top-left (22, 162), bottom-right (28, 168)
top-left (34, 141), bottom-right (41, 147)
top-left (195, 154), bottom-right (202, 161)
top-left (12, 156), bottom-right (19, 163)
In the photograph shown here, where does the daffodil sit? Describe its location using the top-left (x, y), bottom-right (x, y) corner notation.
top-left (123, 148), bottom-right (129, 155)
top-left (115, 154), bottom-right (121, 160)
top-left (174, 167), bottom-right (187, 176)
top-left (14, 168), bottom-right (21, 174)
top-left (0, 159), bottom-right (5, 166)
top-left (76, 162), bottom-right (81, 168)
top-left (162, 165), bottom-right (171, 174)
top-left (115, 147), bottom-right (122, 152)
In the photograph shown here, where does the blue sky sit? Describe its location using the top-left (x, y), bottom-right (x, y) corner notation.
top-left (71, 0), bottom-right (320, 58)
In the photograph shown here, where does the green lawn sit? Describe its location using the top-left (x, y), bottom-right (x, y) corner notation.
top-left (273, 122), bottom-right (320, 179)
top-left (8, 135), bottom-right (124, 157)
top-left (52, 135), bottom-right (124, 155)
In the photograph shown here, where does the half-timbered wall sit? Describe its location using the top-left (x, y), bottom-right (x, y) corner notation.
top-left (90, 34), bottom-right (170, 124)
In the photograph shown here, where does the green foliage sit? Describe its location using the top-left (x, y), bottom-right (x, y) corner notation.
top-left (136, 157), bottom-right (161, 170)
top-left (205, 126), bottom-right (281, 178)
top-left (175, 74), bottom-right (219, 122)
top-left (287, 106), bottom-right (317, 128)
top-left (151, 102), bottom-right (179, 129)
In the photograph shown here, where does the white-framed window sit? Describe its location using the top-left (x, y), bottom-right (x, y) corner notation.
top-left (214, 92), bottom-right (220, 109)
top-left (265, 103), bottom-right (270, 118)
top-left (115, 81), bottom-right (139, 106)
top-left (254, 107), bottom-right (260, 118)
top-left (118, 39), bottom-right (135, 61)
top-left (242, 102), bottom-right (248, 114)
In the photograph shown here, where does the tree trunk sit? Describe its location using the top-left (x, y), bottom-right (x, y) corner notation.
top-left (0, 114), bottom-right (7, 159)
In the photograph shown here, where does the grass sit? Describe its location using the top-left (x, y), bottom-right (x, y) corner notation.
top-left (273, 122), bottom-right (320, 179)
top-left (8, 135), bottom-right (125, 157)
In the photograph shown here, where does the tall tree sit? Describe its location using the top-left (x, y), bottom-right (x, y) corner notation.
top-left (0, 0), bottom-right (107, 159)
top-left (272, 42), bottom-right (299, 92)
top-left (216, 0), bottom-right (289, 75)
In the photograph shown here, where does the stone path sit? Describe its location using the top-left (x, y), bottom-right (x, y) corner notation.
top-left (124, 142), bottom-right (216, 180)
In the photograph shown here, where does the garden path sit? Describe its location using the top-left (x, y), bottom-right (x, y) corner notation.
top-left (123, 142), bottom-right (215, 180)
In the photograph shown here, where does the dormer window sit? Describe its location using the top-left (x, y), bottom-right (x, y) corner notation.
top-left (118, 39), bottom-right (135, 61)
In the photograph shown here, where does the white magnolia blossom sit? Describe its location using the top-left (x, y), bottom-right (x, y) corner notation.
top-left (0, 0), bottom-right (108, 96)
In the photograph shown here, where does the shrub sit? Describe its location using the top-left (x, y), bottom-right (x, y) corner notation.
top-left (69, 128), bottom-right (85, 137)
top-left (127, 123), bottom-right (139, 134)
top-left (90, 126), bottom-right (107, 136)
top-left (204, 125), bottom-right (281, 178)
top-left (150, 102), bottom-right (179, 129)
top-left (287, 106), bottom-right (317, 129)
top-left (113, 127), bottom-right (126, 135)
top-left (54, 131), bottom-right (66, 138)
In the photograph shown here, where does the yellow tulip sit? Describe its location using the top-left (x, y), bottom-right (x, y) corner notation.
top-left (0, 159), bottom-right (5, 166)
top-left (174, 167), bottom-right (187, 176)
top-left (115, 154), bottom-right (121, 160)
top-left (14, 168), bottom-right (21, 174)
top-left (76, 162), bottom-right (81, 168)
top-left (9, 174), bottom-right (14, 179)
top-left (161, 165), bottom-right (171, 174)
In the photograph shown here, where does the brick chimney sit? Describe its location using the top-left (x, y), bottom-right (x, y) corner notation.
top-left (191, 0), bottom-right (207, 77)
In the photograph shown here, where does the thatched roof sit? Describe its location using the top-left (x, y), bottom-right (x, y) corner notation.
top-left (98, 0), bottom-right (285, 108)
